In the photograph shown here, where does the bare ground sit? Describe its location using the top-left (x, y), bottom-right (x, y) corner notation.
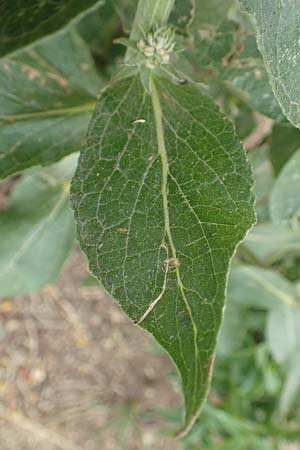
top-left (0, 249), bottom-right (180, 450)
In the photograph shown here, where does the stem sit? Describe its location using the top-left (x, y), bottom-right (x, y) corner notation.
top-left (125, 0), bottom-right (175, 61)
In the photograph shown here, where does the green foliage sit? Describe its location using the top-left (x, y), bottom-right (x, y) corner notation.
top-left (270, 148), bottom-right (300, 229)
top-left (0, 0), bottom-right (102, 56)
top-left (0, 154), bottom-right (76, 297)
top-left (240, 0), bottom-right (300, 128)
top-left (270, 124), bottom-right (300, 175)
top-left (0, 0), bottom-right (300, 440)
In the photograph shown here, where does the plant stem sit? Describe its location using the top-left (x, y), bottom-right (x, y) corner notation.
top-left (125, 0), bottom-right (175, 61)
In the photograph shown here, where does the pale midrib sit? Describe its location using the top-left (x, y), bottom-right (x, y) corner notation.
top-left (150, 76), bottom-right (200, 417)
top-left (0, 100), bottom-right (96, 122)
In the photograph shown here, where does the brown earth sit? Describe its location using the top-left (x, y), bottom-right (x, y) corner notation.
top-left (0, 249), bottom-right (180, 450)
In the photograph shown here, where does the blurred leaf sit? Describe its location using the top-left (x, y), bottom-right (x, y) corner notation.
top-left (245, 224), bottom-right (300, 264)
top-left (217, 302), bottom-right (247, 357)
top-left (192, 0), bottom-right (234, 29)
top-left (228, 265), bottom-right (296, 310)
top-left (0, 0), bottom-right (103, 56)
top-left (270, 149), bottom-right (300, 230)
top-left (249, 146), bottom-right (274, 222)
top-left (0, 155), bottom-right (76, 298)
top-left (75, 1), bottom-right (121, 65)
top-left (240, 0), bottom-right (300, 128)
top-left (233, 102), bottom-right (255, 140)
top-left (279, 358), bottom-right (300, 419)
top-left (269, 124), bottom-right (300, 176)
top-left (112, 0), bottom-right (137, 33)
top-left (266, 305), bottom-right (300, 365)
top-left (0, 29), bottom-right (102, 179)
top-left (169, 0), bottom-right (195, 30)
top-left (190, 20), bottom-right (285, 121)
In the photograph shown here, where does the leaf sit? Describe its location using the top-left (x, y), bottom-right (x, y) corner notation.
top-left (266, 305), bottom-right (300, 365)
top-left (228, 265), bottom-right (297, 310)
top-left (192, 0), bottom-right (234, 28)
top-left (0, 29), bottom-right (103, 179)
top-left (270, 149), bottom-right (300, 230)
top-left (240, 0), bottom-right (300, 128)
top-left (190, 20), bottom-right (285, 121)
top-left (245, 223), bottom-right (300, 264)
top-left (270, 124), bottom-right (300, 176)
top-left (71, 73), bottom-right (255, 434)
top-left (0, 0), bottom-right (103, 56)
top-left (112, 0), bottom-right (138, 34)
top-left (169, 0), bottom-right (195, 30)
top-left (0, 155), bottom-right (76, 298)
top-left (249, 146), bottom-right (274, 222)
top-left (217, 302), bottom-right (247, 357)
top-left (279, 358), bottom-right (300, 419)
top-left (76, 1), bottom-right (120, 60)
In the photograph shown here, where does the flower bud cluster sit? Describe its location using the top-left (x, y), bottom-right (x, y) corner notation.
top-left (137, 26), bottom-right (175, 69)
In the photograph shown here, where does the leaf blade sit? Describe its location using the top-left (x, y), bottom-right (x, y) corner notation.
top-left (240, 0), bottom-right (300, 128)
top-left (71, 74), bottom-right (255, 434)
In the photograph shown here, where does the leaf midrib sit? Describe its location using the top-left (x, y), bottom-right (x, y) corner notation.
top-left (150, 75), bottom-right (200, 426)
top-left (0, 100), bottom-right (96, 122)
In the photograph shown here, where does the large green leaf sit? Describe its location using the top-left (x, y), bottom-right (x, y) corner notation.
top-left (71, 73), bottom-right (255, 433)
top-left (0, 0), bottom-right (103, 56)
top-left (0, 29), bottom-right (102, 179)
top-left (270, 149), bottom-right (300, 230)
top-left (0, 155), bottom-right (76, 298)
top-left (240, 0), bottom-right (300, 128)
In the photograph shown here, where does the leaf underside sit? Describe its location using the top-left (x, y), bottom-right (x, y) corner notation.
top-left (240, 0), bottom-right (300, 128)
top-left (71, 74), bottom-right (255, 433)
